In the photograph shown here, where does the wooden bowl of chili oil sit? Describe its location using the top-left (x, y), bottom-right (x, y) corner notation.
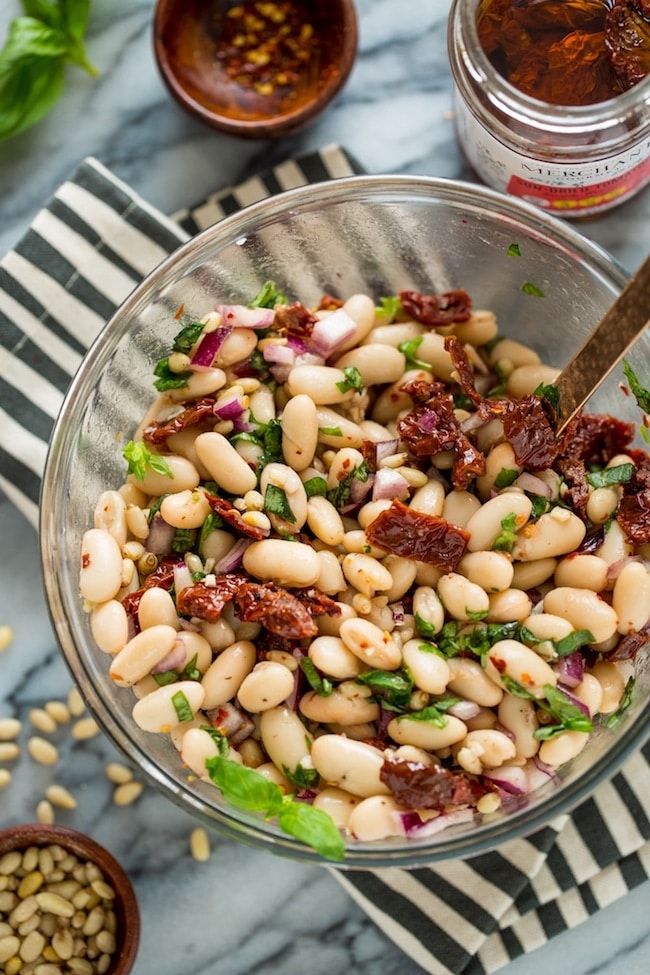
top-left (153, 0), bottom-right (359, 139)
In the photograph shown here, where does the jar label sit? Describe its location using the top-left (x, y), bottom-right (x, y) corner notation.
top-left (455, 94), bottom-right (650, 217)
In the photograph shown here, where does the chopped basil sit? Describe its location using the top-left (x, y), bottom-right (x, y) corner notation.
top-left (171, 690), bottom-right (194, 724)
top-left (172, 320), bottom-right (204, 354)
top-left (200, 725), bottom-right (230, 756)
top-left (396, 699), bottom-right (459, 728)
top-left (492, 512), bottom-right (519, 552)
top-left (282, 763), bottom-right (320, 791)
top-left (327, 461), bottom-right (370, 510)
top-left (586, 463), bottom-right (634, 489)
top-left (172, 527), bottom-right (196, 554)
top-left (397, 335), bottom-right (432, 372)
top-left (501, 678), bottom-right (593, 737)
top-left (300, 658), bottom-right (333, 697)
top-left (437, 619), bottom-right (522, 658)
top-left (231, 412), bottom-right (283, 470)
top-left (375, 295), bottom-right (402, 321)
top-left (264, 483), bottom-right (296, 523)
top-left (414, 612), bottom-right (436, 639)
top-left (553, 629), bottom-right (596, 657)
top-left (466, 608), bottom-right (489, 621)
top-left (152, 357), bottom-right (191, 391)
top-left (605, 676), bottom-right (635, 728)
top-left (123, 440), bottom-right (173, 482)
top-left (494, 468), bottom-right (519, 489)
top-left (303, 475), bottom-right (328, 498)
top-left (248, 280), bottom-right (288, 308)
top-left (622, 359), bottom-right (650, 413)
top-left (198, 510), bottom-right (222, 548)
top-left (534, 381), bottom-right (560, 411)
top-left (319, 425), bottom-right (344, 437)
top-left (205, 756), bottom-right (345, 861)
top-left (507, 243), bottom-right (522, 257)
top-left (530, 493), bottom-right (551, 518)
top-left (356, 669), bottom-right (413, 711)
top-left (521, 281), bottom-right (545, 297)
top-left (336, 365), bottom-right (365, 394)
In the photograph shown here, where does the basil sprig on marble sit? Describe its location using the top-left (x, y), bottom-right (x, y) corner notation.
top-left (0, 0), bottom-right (98, 142)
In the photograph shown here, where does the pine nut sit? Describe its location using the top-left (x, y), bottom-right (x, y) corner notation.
top-left (104, 762), bottom-right (134, 784)
top-left (0, 625), bottom-right (14, 652)
top-left (189, 827), bottom-right (211, 863)
top-left (27, 737), bottom-right (59, 766)
top-left (112, 781), bottom-right (144, 806)
top-left (45, 784), bottom-right (77, 810)
top-left (71, 718), bottom-right (100, 741)
top-left (0, 743), bottom-right (21, 761)
top-left (28, 709), bottom-right (58, 734)
top-left (0, 718), bottom-right (21, 740)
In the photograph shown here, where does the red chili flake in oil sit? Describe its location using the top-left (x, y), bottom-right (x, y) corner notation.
top-left (212, 1), bottom-right (317, 96)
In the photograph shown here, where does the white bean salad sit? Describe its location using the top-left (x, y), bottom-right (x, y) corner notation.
top-left (80, 282), bottom-right (650, 860)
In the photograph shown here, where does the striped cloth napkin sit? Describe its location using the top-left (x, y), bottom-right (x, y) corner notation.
top-left (0, 145), bottom-right (648, 975)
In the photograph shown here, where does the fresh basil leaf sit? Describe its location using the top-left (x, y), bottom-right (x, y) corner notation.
top-left (534, 382), bottom-right (560, 411)
top-left (336, 365), bottom-right (364, 394)
top-left (356, 669), bottom-right (413, 710)
top-left (586, 463), bottom-right (634, 489)
top-left (396, 705), bottom-right (451, 728)
top-left (492, 511), bottom-right (519, 552)
top-left (172, 320), bottom-right (204, 354)
top-left (123, 440), bottom-right (173, 481)
top-left (0, 53), bottom-right (65, 140)
top-left (622, 359), bottom-right (650, 414)
top-left (521, 281), bottom-right (545, 297)
top-left (249, 280), bottom-right (288, 308)
top-left (303, 476), bottom-right (328, 498)
top-left (318, 425), bottom-right (343, 437)
top-left (494, 468), bottom-right (519, 489)
top-left (153, 357), bottom-right (191, 390)
top-left (375, 295), bottom-right (402, 321)
top-left (553, 629), bottom-right (595, 657)
top-left (533, 684), bottom-right (594, 738)
top-left (397, 335), bottom-right (432, 372)
top-left (206, 756), bottom-right (284, 814)
top-left (153, 669), bottom-right (180, 687)
top-left (277, 799), bottom-right (345, 862)
top-left (1, 17), bottom-right (69, 62)
top-left (414, 612), bottom-right (436, 639)
top-left (200, 725), bottom-right (230, 756)
top-left (264, 483), bottom-right (296, 523)
top-left (605, 676), bottom-right (635, 728)
top-left (61, 0), bottom-right (92, 42)
top-left (172, 527), bottom-right (196, 554)
top-left (281, 763), bottom-right (320, 791)
top-left (171, 690), bottom-right (193, 724)
top-left (22, 2), bottom-right (64, 30)
top-left (507, 243), bottom-right (521, 257)
top-left (300, 658), bottom-right (333, 697)
top-left (327, 461), bottom-right (370, 510)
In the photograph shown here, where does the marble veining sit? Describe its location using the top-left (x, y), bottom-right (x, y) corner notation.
top-left (0, 1), bottom-right (649, 973)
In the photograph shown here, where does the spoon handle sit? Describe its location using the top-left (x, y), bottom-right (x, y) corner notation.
top-left (553, 253), bottom-right (650, 436)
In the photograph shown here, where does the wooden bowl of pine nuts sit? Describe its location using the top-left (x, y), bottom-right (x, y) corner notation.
top-left (0, 824), bottom-right (140, 975)
top-left (152, 0), bottom-right (359, 139)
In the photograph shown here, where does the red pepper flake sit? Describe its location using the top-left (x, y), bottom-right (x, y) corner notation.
top-left (365, 499), bottom-right (470, 571)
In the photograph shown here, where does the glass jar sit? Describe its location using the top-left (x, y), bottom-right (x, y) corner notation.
top-left (448, 0), bottom-right (650, 218)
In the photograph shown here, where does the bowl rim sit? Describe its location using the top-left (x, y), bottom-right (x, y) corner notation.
top-left (40, 173), bottom-right (649, 868)
top-left (152, 0), bottom-right (359, 137)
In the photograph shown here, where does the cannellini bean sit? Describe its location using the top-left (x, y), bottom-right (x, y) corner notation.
top-left (160, 489), bottom-right (211, 529)
top-left (554, 554), bottom-right (609, 592)
top-left (312, 787), bottom-right (361, 828)
top-left (571, 673), bottom-right (604, 716)
top-left (342, 552), bottom-right (393, 598)
top-left (538, 730), bottom-right (589, 767)
top-left (511, 507), bottom-right (586, 561)
top-left (310, 735), bottom-right (391, 798)
top-left (175, 631), bottom-right (213, 674)
top-left (317, 600), bottom-right (357, 637)
top-left (456, 728), bottom-right (517, 773)
top-left (315, 406), bottom-right (364, 448)
top-left (79, 529), bottom-right (123, 603)
top-left (510, 557), bottom-right (557, 590)
top-left (109, 624), bottom-right (178, 686)
top-left (364, 321), bottom-right (425, 348)
top-left (437, 572), bottom-right (489, 621)
top-left (586, 486), bottom-right (620, 525)
top-left (339, 616), bottom-right (402, 670)
top-left (590, 660), bottom-right (626, 713)
top-left (442, 489), bottom-right (481, 528)
top-left (497, 695), bottom-right (539, 758)
top-left (180, 727), bottom-right (239, 779)
top-left (93, 491), bottom-right (127, 547)
top-left (200, 527), bottom-right (238, 564)
top-left (506, 364), bottom-right (560, 397)
top-left (259, 706), bottom-right (314, 776)
top-left (261, 462), bottom-right (308, 530)
top-left (487, 588), bottom-right (533, 623)
top-left (195, 432), bottom-right (257, 495)
top-left (199, 617), bottom-right (236, 652)
top-left (132, 453), bottom-right (200, 495)
top-left (387, 712), bottom-right (468, 751)
top-left (466, 492), bottom-right (532, 553)
top-left (132, 681), bottom-right (205, 732)
top-left (308, 635), bottom-right (365, 679)
top-left (307, 495), bottom-right (345, 546)
top-left (485, 639), bottom-right (557, 698)
top-left (612, 561), bottom-right (650, 634)
top-left (243, 539), bottom-right (321, 587)
top-left (90, 600), bottom-right (129, 655)
top-left (287, 365), bottom-right (355, 404)
top-left (475, 442), bottom-right (520, 500)
top-left (327, 446), bottom-right (365, 490)
top-left (299, 684), bottom-right (380, 725)
top-left (457, 550), bottom-right (514, 593)
top-left (414, 332), bottom-right (455, 381)
top-left (401, 639), bottom-right (450, 694)
top-left (138, 586), bottom-right (181, 631)
top-left (315, 550), bottom-right (347, 595)
top-left (543, 587), bottom-right (619, 644)
top-left (214, 327), bottom-right (258, 366)
top-left (371, 368), bottom-right (429, 424)
top-left (237, 661), bottom-right (295, 713)
top-left (521, 612), bottom-right (574, 643)
top-left (382, 555), bottom-right (418, 602)
top-left (200, 640), bottom-right (257, 709)
top-left (409, 479), bottom-right (446, 517)
top-left (334, 343), bottom-right (405, 386)
top-left (412, 585), bottom-right (445, 635)
top-left (168, 367), bottom-right (227, 401)
top-left (454, 309), bottom-right (498, 346)
top-left (166, 428), bottom-right (213, 480)
top-left (347, 795), bottom-right (406, 841)
top-left (488, 336), bottom-right (540, 368)
top-left (280, 394), bottom-right (319, 471)
top-left (447, 656), bottom-right (504, 706)
top-left (356, 498), bottom-right (393, 530)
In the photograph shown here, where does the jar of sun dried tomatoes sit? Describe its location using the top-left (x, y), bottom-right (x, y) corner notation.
top-left (448, 0), bottom-right (650, 217)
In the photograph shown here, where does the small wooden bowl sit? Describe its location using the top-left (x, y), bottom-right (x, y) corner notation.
top-left (0, 824), bottom-right (140, 975)
top-left (153, 0), bottom-right (359, 139)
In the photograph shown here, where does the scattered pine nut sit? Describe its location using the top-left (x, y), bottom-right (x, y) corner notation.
top-left (0, 625), bottom-right (13, 652)
top-left (44, 700), bottom-right (71, 724)
top-left (71, 717), bottom-right (100, 741)
top-left (29, 708), bottom-right (58, 735)
top-left (112, 781), bottom-right (144, 807)
top-left (67, 687), bottom-right (86, 718)
top-left (477, 792), bottom-right (502, 814)
top-left (189, 827), bottom-right (211, 863)
top-left (0, 742), bottom-right (21, 761)
top-left (0, 768), bottom-right (11, 789)
top-left (36, 799), bottom-right (55, 824)
top-left (104, 763), bottom-right (133, 785)
top-left (45, 784), bottom-right (77, 810)
top-left (27, 737), bottom-right (59, 766)
top-left (0, 717), bottom-right (21, 740)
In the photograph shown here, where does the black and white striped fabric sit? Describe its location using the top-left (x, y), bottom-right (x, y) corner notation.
top-left (0, 145), bottom-right (648, 975)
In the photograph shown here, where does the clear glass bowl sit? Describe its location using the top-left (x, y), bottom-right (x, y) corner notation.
top-left (40, 176), bottom-right (650, 868)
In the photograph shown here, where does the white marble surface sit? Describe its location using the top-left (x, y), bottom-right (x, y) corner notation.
top-left (0, 1), bottom-right (649, 974)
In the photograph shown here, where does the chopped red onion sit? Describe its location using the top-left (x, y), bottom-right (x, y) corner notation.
top-left (190, 326), bottom-right (232, 369)
top-left (212, 538), bottom-right (254, 575)
top-left (215, 304), bottom-right (275, 329)
top-left (213, 396), bottom-right (245, 421)
top-left (285, 335), bottom-right (310, 355)
top-left (309, 307), bottom-right (357, 357)
top-left (557, 684), bottom-right (590, 716)
top-left (483, 763), bottom-right (529, 795)
top-left (400, 806), bottom-right (475, 837)
top-left (146, 513), bottom-right (176, 555)
top-left (447, 700), bottom-right (481, 721)
top-left (151, 638), bottom-right (187, 675)
top-left (374, 439), bottom-right (400, 464)
top-left (173, 561), bottom-right (194, 595)
top-left (262, 342), bottom-right (296, 366)
top-left (529, 755), bottom-right (561, 790)
top-left (553, 650), bottom-right (584, 688)
top-left (512, 471), bottom-right (552, 498)
top-left (372, 467), bottom-right (410, 502)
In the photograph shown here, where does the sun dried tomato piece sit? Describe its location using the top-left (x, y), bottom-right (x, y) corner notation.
top-left (399, 289), bottom-right (472, 328)
top-left (501, 395), bottom-right (559, 471)
top-left (365, 499), bottom-right (470, 570)
top-left (273, 301), bottom-right (318, 339)
top-left (513, 1), bottom-right (612, 32)
top-left (292, 587), bottom-right (342, 619)
top-left (142, 398), bottom-right (217, 444)
top-left (605, 0), bottom-right (650, 91)
top-left (121, 556), bottom-right (182, 618)
top-left (380, 757), bottom-right (489, 811)
top-left (609, 620), bottom-right (650, 660)
top-left (398, 394), bottom-right (486, 489)
top-left (316, 294), bottom-right (344, 310)
top-left (557, 413), bottom-right (635, 467)
top-left (235, 582), bottom-right (318, 639)
top-left (617, 491), bottom-right (650, 543)
top-left (176, 575), bottom-right (249, 622)
top-left (399, 377), bottom-right (446, 403)
top-left (445, 335), bottom-right (482, 406)
top-left (206, 494), bottom-right (268, 540)
top-left (556, 457), bottom-right (591, 513)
